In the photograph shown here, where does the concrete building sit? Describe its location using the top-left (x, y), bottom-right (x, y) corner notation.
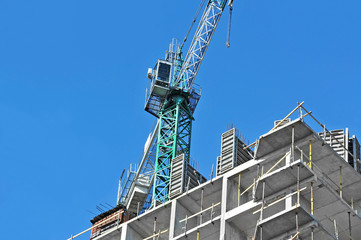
top-left (78, 115), bottom-right (361, 240)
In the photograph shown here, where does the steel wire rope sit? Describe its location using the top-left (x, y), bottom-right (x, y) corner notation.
top-left (180, 0), bottom-right (207, 50)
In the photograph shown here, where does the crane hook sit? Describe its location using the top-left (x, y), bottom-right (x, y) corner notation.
top-left (226, 0), bottom-right (233, 48)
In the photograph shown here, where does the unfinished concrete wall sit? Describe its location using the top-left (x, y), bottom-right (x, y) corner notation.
top-left (88, 119), bottom-right (361, 240)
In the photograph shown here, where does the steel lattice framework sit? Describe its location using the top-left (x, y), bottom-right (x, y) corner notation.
top-left (151, 0), bottom-right (228, 206)
top-left (174, 0), bottom-right (227, 91)
top-left (153, 95), bottom-right (192, 203)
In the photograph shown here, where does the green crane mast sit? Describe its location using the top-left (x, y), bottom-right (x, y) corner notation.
top-left (145, 0), bottom-right (230, 206)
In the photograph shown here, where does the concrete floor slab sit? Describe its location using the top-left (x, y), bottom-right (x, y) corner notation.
top-left (255, 119), bottom-right (314, 159)
top-left (256, 204), bottom-right (334, 240)
top-left (173, 218), bottom-right (221, 240)
top-left (255, 159), bottom-right (314, 201)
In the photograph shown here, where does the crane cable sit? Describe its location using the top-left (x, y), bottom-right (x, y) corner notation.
top-left (180, 0), bottom-right (207, 50)
top-left (226, 0), bottom-right (234, 48)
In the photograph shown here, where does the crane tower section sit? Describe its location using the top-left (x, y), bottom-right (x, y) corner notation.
top-left (144, 0), bottom-right (228, 206)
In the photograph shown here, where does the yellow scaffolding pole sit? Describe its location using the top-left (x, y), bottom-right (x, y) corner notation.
top-left (308, 140), bottom-right (312, 169)
top-left (240, 152), bottom-right (290, 197)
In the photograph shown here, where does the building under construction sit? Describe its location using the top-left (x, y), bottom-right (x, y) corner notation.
top-left (67, 103), bottom-right (361, 240)
top-left (67, 1), bottom-right (361, 239)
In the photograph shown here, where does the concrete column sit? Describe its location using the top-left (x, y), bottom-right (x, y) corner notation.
top-left (169, 200), bottom-right (177, 239)
top-left (220, 175), bottom-right (227, 240)
top-left (120, 223), bottom-right (127, 240)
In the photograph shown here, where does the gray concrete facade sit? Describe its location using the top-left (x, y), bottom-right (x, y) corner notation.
top-left (91, 118), bottom-right (361, 240)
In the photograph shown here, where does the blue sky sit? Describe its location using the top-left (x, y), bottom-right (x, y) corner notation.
top-left (0, 0), bottom-right (360, 239)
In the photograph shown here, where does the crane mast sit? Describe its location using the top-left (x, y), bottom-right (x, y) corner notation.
top-left (145, 0), bottom-right (229, 206)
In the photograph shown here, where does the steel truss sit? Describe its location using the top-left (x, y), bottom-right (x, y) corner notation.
top-left (151, 0), bottom-right (227, 207)
top-left (152, 95), bottom-right (193, 205)
top-left (174, 0), bottom-right (227, 91)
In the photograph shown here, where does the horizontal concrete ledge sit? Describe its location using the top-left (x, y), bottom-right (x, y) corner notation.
top-left (256, 204), bottom-right (336, 240)
top-left (255, 159), bottom-right (314, 201)
top-left (172, 216), bottom-right (221, 240)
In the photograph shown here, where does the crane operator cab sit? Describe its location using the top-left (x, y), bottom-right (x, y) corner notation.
top-left (145, 59), bottom-right (173, 117)
top-left (145, 38), bottom-right (182, 117)
top-left (148, 60), bottom-right (172, 96)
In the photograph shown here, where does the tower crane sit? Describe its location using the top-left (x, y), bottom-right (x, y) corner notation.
top-left (117, 0), bottom-right (232, 212)
top-left (145, 0), bottom-right (231, 206)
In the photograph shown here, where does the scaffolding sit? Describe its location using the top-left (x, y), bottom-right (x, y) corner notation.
top-left (67, 103), bottom-right (361, 240)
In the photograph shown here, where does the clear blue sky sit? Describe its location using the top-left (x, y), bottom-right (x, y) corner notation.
top-left (1, 1), bottom-right (360, 239)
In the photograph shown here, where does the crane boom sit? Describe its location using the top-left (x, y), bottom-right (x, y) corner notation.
top-left (118, 0), bottom-right (231, 214)
top-left (174, 0), bottom-right (228, 90)
top-left (150, 0), bottom-right (229, 206)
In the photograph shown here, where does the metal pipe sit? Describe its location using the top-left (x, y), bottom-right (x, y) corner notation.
top-left (186, 176), bottom-right (191, 193)
top-left (311, 182), bottom-right (314, 215)
top-left (348, 211), bottom-right (352, 239)
top-left (200, 188), bottom-right (204, 224)
top-left (292, 126), bottom-right (295, 163)
top-left (253, 187), bottom-right (307, 214)
top-left (334, 219), bottom-right (339, 239)
top-left (117, 169), bottom-right (125, 205)
top-left (309, 140), bottom-right (312, 169)
top-left (300, 104), bottom-right (361, 163)
top-left (260, 181), bottom-right (265, 221)
top-left (183, 215), bottom-right (188, 234)
top-left (271, 101), bottom-right (305, 131)
top-left (340, 166), bottom-right (343, 198)
top-left (179, 202), bottom-right (221, 223)
top-left (241, 152), bottom-right (290, 197)
top-left (117, 211), bottom-right (120, 227)
top-left (238, 173), bottom-right (241, 206)
top-left (297, 165), bottom-right (300, 205)
top-left (291, 232), bottom-right (300, 240)
top-left (153, 217), bottom-right (157, 240)
top-left (197, 230), bottom-right (200, 240)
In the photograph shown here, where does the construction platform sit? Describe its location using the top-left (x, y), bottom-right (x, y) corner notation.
top-left (75, 115), bottom-right (361, 240)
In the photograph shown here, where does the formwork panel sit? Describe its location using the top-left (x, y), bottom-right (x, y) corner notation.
top-left (217, 128), bottom-right (253, 176)
top-left (169, 154), bottom-right (207, 199)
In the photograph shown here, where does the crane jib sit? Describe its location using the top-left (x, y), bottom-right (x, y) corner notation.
top-left (141, 0), bottom-right (230, 207)
top-left (173, 0), bottom-right (228, 91)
